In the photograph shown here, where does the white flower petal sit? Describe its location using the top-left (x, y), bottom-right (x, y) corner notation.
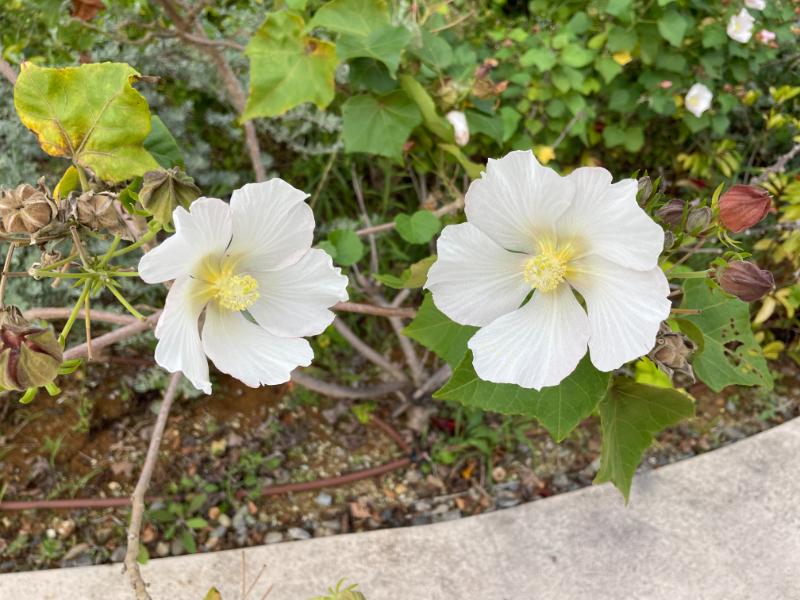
top-left (153, 276), bottom-right (212, 394)
top-left (465, 150), bottom-right (574, 253)
top-left (202, 305), bottom-right (313, 387)
top-left (568, 255), bottom-right (671, 372)
top-left (248, 248), bottom-right (349, 338)
top-left (228, 179), bottom-right (314, 273)
top-left (558, 167), bottom-right (664, 271)
top-left (468, 284), bottom-right (590, 390)
top-left (425, 223), bottom-right (531, 327)
top-left (139, 197), bottom-right (232, 283)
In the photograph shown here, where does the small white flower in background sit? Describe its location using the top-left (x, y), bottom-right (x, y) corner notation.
top-left (727, 8), bottom-right (755, 43)
top-left (745, 0), bottom-right (766, 10)
top-left (139, 180), bottom-right (349, 394)
top-left (446, 110), bottom-right (470, 147)
top-left (425, 151), bottom-right (670, 390)
top-left (756, 29), bottom-right (776, 44)
top-left (685, 83), bottom-right (713, 118)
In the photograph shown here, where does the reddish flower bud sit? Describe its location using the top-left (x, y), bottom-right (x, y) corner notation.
top-left (656, 199), bottom-right (685, 227)
top-left (719, 185), bottom-right (772, 233)
top-left (719, 261), bottom-right (775, 302)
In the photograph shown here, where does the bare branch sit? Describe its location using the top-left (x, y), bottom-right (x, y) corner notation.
top-left (64, 312), bottom-right (160, 360)
top-left (355, 194), bottom-right (465, 238)
top-left (0, 58), bottom-right (17, 85)
top-left (124, 372), bottom-right (182, 600)
top-left (291, 371), bottom-right (407, 399)
top-left (333, 301), bottom-right (415, 319)
top-left (332, 317), bottom-right (408, 382)
top-left (750, 143), bottom-right (800, 185)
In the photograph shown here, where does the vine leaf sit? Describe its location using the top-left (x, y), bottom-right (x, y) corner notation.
top-left (402, 293), bottom-right (476, 367)
top-left (342, 91), bottom-right (421, 160)
top-left (13, 62), bottom-right (160, 183)
top-left (242, 11), bottom-right (337, 120)
top-left (435, 352), bottom-right (610, 442)
top-left (308, 0), bottom-right (389, 37)
top-left (595, 378), bottom-right (695, 501)
top-left (680, 279), bottom-right (773, 392)
top-left (336, 24), bottom-right (412, 75)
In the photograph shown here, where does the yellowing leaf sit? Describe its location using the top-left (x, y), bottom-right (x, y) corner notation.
top-left (534, 145), bottom-right (555, 164)
top-left (242, 11), bottom-right (337, 120)
top-left (13, 62), bottom-right (160, 183)
top-left (612, 50), bottom-right (632, 65)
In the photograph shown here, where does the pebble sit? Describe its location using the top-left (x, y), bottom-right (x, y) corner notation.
top-left (552, 474), bottom-right (569, 488)
top-left (56, 519), bottom-right (76, 538)
top-left (431, 509), bottom-right (462, 524)
top-left (405, 469), bottom-right (422, 484)
top-left (264, 532), bottom-right (283, 544)
top-left (286, 527), bottom-right (311, 540)
top-left (315, 492), bottom-right (332, 507)
top-left (155, 541), bottom-right (170, 557)
top-left (110, 546), bottom-right (126, 563)
top-left (61, 542), bottom-right (90, 562)
top-left (208, 506), bottom-right (221, 521)
top-left (414, 500), bottom-right (432, 513)
top-left (492, 466), bottom-right (507, 481)
top-left (170, 538), bottom-right (185, 556)
top-left (496, 492), bottom-right (520, 509)
top-left (46, 528), bottom-right (57, 539)
top-left (320, 519), bottom-right (341, 533)
top-left (217, 514), bottom-right (232, 528)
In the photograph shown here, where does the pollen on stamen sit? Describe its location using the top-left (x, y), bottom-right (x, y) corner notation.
top-left (523, 251), bottom-right (567, 292)
top-left (215, 274), bottom-right (260, 311)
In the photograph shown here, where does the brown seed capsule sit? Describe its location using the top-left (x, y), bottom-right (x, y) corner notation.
top-left (648, 322), bottom-right (696, 381)
top-left (656, 199), bottom-right (685, 227)
top-left (719, 184), bottom-right (772, 233)
top-left (76, 191), bottom-right (124, 233)
top-left (0, 183), bottom-right (57, 234)
top-left (137, 168), bottom-right (201, 225)
top-left (718, 261), bottom-right (775, 302)
top-left (0, 307), bottom-right (63, 391)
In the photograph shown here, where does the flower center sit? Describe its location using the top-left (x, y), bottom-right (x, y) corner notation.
top-left (523, 247), bottom-right (569, 292)
top-left (214, 273), bottom-right (260, 311)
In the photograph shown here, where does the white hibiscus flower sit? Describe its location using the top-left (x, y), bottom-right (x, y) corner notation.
top-left (446, 110), bottom-right (470, 147)
top-left (685, 83), bottom-right (713, 118)
top-left (727, 8), bottom-right (755, 43)
top-left (425, 151), bottom-right (670, 390)
top-left (139, 179), bottom-right (349, 394)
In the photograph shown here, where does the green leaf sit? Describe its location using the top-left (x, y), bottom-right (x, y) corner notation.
top-left (309, 0), bottom-right (388, 37)
top-left (403, 293), bottom-right (477, 367)
top-left (595, 56), bottom-right (623, 83)
top-left (342, 91), bottom-right (421, 160)
top-left (435, 353), bottom-right (610, 442)
top-left (394, 210), bottom-right (441, 244)
top-left (606, 27), bottom-right (638, 52)
top-left (657, 10), bottom-right (688, 47)
top-left (520, 47), bottom-right (556, 72)
top-left (375, 255), bottom-right (436, 289)
top-left (605, 0), bottom-right (633, 17)
top-left (179, 529), bottom-right (197, 554)
top-left (411, 29), bottom-right (454, 71)
top-left (13, 62), bottom-right (160, 183)
top-left (595, 378), bottom-right (695, 500)
top-left (242, 11), bottom-right (337, 120)
top-left (144, 116), bottom-right (184, 169)
top-left (337, 24), bottom-right (411, 75)
top-left (349, 58), bottom-right (397, 93)
top-left (320, 229), bottom-right (365, 266)
top-left (561, 44), bottom-right (595, 68)
top-left (185, 517), bottom-right (208, 529)
top-left (634, 358), bottom-right (673, 388)
top-left (203, 588), bottom-right (223, 600)
top-left (680, 279), bottom-right (773, 392)
top-left (438, 144), bottom-right (483, 179)
top-left (399, 75), bottom-right (454, 142)
top-left (465, 110), bottom-right (504, 143)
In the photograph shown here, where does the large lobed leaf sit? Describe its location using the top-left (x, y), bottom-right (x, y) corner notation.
top-left (680, 278), bottom-right (773, 392)
top-left (342, 91), bottom-right (421, 160)
top-left (13, 62), bottom-right (160, 183)
top-left (308, 0), bottom-right (389, 37)
top-left (595, 378), bottom-right (694, 501)
top-left (242, 11), bottom-right (337, 120)
top-left (435, 352), bottom-right (610, 442)
top-left (402, 293), bottom-right (476, 367)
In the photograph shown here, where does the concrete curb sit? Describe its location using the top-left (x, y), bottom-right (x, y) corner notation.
top-left (2, 417), bottom-right (799, 600)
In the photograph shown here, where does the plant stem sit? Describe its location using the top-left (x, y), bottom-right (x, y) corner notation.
top-left (106, 284), bottom-right (146, 320)
top-left (124, 371), bottom-right (181, 600)
top-left (75, 164), bottom-right (90, 192)
top-left (59, 283), bottom-right (91, 346)
top-left (111, 226), bottom-right (160, 259)
top-left (0, 243), bottom-right (16, 307)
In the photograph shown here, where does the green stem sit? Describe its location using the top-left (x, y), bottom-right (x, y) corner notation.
top-left (59, 283), bottom-right (91, 346)
top-left (106, 284), bottom-right (146, 320)
top-left (75, 164), bottom-right (90, 192)
top-left (110, 226), bottom-right (160, 259)
top-left (34, 253), bottom-right (79, 274)
top-left (99, 235), bottom-right (121, 268)
top-left (668, 270), bottom-right (710, 279)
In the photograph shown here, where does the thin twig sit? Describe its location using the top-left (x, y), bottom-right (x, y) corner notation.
top-left (351, 165), bottom-right (379, 275)
top-left (0, 58), bottom-right (17, 85)
top-left (64, 312), bottom-right (161, 360)
top-left (413, 364), bottom-right (452, 399)
top-left (333, 301), bottom-right (415, 319)
top-left (0, 244), bottom-right (17, 307)
top-left (124, 371), bottom-right (182, 600)
top-left (332, 318), bottom-right (408, 382)
top-left (290, 371), bottom-right (408, 399)
top-left (355, 196), bottom-right (464, 237)
top-left (381, 291), bottom-right (424, 386)
top-left (309, 147), bottom-right (339, 210)
top-left (750, 143), bottom-right (800, 185)
top-left (24, 308), bottom-right (139, 325)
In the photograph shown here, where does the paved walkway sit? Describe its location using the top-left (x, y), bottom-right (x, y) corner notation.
top-left (2, 417), bottom-right (799, 600)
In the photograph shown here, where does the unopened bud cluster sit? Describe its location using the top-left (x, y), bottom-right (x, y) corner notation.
top-left (0, 307), bottom-right (63, 391)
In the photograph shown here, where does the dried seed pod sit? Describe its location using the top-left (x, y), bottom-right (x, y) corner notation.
top-left (0, 306), bottom-right (63, 391)
top-left (648, 322), bottom-right (696, 381)
top-left (0, 183), bottom-right (58, 234)
top-left (719, 184), bottom-right (772, 233)
top-left (137, 168), bottom-right (201, 225)
top-left (718, 260), bottom-right (775, 302)
top-left (75, 191), bottom-right (125, 234)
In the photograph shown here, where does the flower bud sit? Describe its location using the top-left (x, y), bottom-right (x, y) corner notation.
top-left (0, 307), bottom-right (63, 391)
top-left (445, 111), bottom-right (470, 147)
top-left (637, 176), bottom-right (653, 205)
top-left (719, 185), bottom-right (772, 233)
top-left (648, 322), bottom-right (696, 381)
top-left (656, 199), bottom-right (685, 227)
top-left (138, 168), bottom-right (201, 225)
top-left (719, 261), bottom-right (774, 302)
top-left (686, 206), bottom-right (712, 235)
top-left (0, 182), bottom-right (57, 234)
top-left (663, 230), bottom-right (676, 251)
top-left (75, 191), bottom-right (126, 235)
